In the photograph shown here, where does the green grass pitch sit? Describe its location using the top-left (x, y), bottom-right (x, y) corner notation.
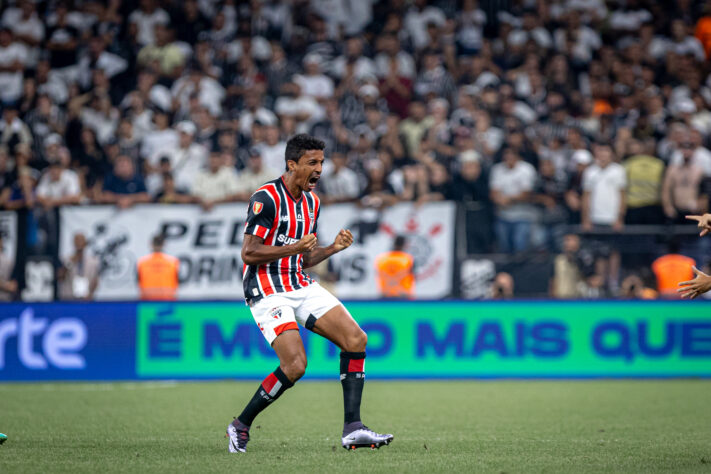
top-left (1, 380), bottom-right (710, 473)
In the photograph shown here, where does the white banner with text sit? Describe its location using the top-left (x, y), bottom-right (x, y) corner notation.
top-left (59, 202), bottom-right (455, 300)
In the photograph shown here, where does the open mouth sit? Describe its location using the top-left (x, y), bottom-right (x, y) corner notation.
top-left (307, 175), bottom-right (320, 189)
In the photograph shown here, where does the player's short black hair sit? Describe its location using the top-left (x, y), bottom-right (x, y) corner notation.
top-left (284, 134), bottom-right (325, 170)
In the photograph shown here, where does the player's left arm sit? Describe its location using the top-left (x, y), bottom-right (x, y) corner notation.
top-left (301, 229), bottom-right (354, 269)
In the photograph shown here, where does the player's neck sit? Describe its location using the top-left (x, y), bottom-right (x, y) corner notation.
top-left (281, 173), bottom-right (303, 200)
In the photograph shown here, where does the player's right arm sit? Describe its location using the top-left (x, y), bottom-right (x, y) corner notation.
top-left (241, 190), bottom-right (317, 266)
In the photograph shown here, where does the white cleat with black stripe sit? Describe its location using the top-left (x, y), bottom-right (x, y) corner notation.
top-left (226, 423), bottom-right (249, 453)
top-left (342, 426), bottom-right (394, 450)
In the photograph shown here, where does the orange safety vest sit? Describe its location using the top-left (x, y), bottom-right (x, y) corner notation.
top-left (651, 254), bottom-right (695, 297)
top-left (375, 251), bottom-right (415, 298)
top-left (695, 16), bottom-right (711, 59)
top-left (137, 252), bottom-right (180, 300)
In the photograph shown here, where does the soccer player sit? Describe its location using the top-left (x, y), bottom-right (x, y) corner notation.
top-left (677, 214), bottom-right (711, 298)
top-left (226, 134), bottom-right (393, 453)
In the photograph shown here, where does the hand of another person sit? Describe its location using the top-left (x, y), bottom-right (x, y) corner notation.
top-left (686, 214), bottom-right (711, 236)
top-left (678, 266), bottom-right (711, 299)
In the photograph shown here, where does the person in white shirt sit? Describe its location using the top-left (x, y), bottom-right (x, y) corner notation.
top-left (141, 109), bottom-right (178, 159)
top-left (489, 147), bottom-right (537, 253)
top-left (319, 150), bottom-right (361, 203)
top-left (1, 0), bottom-right (44, 67)
top-left (294, 54), bottom-right (334, 100)
top-left (152, 121), bottom-right (208, 191)
top-left (374, 33), bottom-right (416, 79)
top-left (0, 28), bottom-right (27, 104)
top-left (128, 0), bottom-right (170, 46)
top-left (255, 123), bottom-right (287, 179)
top-left (58, 232), bottom-right (100, 301)
top-left (582, 143), bottom-right (627, 230)
top-left (234, 148), bottom-right (277, 199)
top-left (36, 148), bottom-right (82, 208)
top-left (404, 0), bottom-right (446, 50)
top-left (171, 67), bottom-right (226, 118)
top-left (330, 36), bottom-right (377, 81)
top-left (77, 36), bottom-right (128, 91)
top-left (191, 152), bottom-right (241, 211)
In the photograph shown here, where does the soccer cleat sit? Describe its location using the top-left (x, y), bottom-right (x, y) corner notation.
top-left (226, 423), bottom-right (249, 453)
top-left (341, 426), bottom-right (393, 450)
top-left (0, 433), bottom-right (6, 445)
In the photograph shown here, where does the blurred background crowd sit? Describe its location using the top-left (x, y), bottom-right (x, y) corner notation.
top-left (0, 0), bottom-right (710, 299)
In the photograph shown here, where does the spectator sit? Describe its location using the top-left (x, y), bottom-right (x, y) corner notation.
top-left (233, 148), bottom-right (276, 200)
top-left (623, 139), bottom-right (665, 225)
top-left (399, 101), bottom-right (433, 159)
top-left (137, 24), bottom-right (185, 80)
top-left (582, 144), bottom-right (627, 232)
top-left (191, 152), bottom-right (241, 211)
top-left (294, 54), bottom-right (334, 100)
top-left (152, 121), bottom-right (208, 191)
top-left (100, 154), bottom-right (151, 209)
top-left (662, 140), bottom-right (706, 224)
top-left (0, 28), bottom-right (27, 105)
top-left (533, 157), bottom-right (569, 250)
top-left (0, 105), bottom-right (31, 150)
top-left (319, 150), bottom-right (360, 204)
top-left (129, 0), bottom-right (170, 47)
top-left (36, 148), bottom-right (82, 208)
top-left (490, 272), bottom-right (514, 299)
top-left (489, 147), bottom-right (537, 253)
top-left (256, 123), bottom-right (287, 178)
top-left (550, 233), bottom-right (586, 299)
top-left (58, 232), bottom-right (99, 301)
top-left (0, 233), bottom-right (16, 301)
top-left (155, 172), bottom-right (194, 204)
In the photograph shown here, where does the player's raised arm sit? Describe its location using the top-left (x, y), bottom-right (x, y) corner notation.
top-left (301, 229), bottom-right (354, 269)
top-left (242, 233), bottom-right (317, 266)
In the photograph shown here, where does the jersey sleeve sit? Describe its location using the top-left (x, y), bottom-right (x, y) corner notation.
top-left (244, 190), bottom-right (276, 240)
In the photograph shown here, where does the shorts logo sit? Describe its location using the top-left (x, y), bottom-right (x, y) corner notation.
top-left (253, 202), bottom-right (264, 214)
top-left (269, 308), bottom-right (282, 319)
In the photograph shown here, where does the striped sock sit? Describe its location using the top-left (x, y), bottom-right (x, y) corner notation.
top-left (237, 367), bottom-right (294, 427)
top-left (340, 351), bottom-right (366, 425)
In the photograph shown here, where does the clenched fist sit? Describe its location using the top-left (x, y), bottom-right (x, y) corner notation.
top-left (295, 233), bottom-right (318, 253)
top-left (333, 229), bottom-right (354, 251)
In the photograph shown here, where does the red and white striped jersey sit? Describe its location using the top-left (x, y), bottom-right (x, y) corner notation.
top-left (242, 177), bottom-right (321, 303)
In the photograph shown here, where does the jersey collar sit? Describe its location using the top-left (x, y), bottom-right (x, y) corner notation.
top-left (280, 176), bottom-right (304, 203)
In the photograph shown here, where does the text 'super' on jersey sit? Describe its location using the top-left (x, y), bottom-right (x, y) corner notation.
top-left (242, 177), bottom-right (321, 303)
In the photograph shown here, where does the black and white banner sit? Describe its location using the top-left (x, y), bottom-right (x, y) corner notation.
top-left (59, 202), bottom-right (455, 300)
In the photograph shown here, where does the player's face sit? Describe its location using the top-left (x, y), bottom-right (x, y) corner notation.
top-left (290, 149), bottom-right (324, 192)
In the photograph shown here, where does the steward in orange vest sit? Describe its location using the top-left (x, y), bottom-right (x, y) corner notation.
top-left (137, 234), bottom-right (180, 300)
top-left (375, 235), bottom-right (415, 298)
top-left (652, 241), bottom-right (695, 298)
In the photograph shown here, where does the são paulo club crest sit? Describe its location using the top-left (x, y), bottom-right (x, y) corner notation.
top-left (253, 202), bottom-right (263, 214)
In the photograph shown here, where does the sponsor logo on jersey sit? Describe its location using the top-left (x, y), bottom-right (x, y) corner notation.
top-left (253, 202), bottom-right (263, 214)
top-left (277, 235), bottom-right (299, 245)
top-left (280, 214), bottom-right (305, 222)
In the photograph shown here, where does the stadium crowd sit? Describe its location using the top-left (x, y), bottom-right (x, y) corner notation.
top-left (0, 0), bottom-right (710, 298)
